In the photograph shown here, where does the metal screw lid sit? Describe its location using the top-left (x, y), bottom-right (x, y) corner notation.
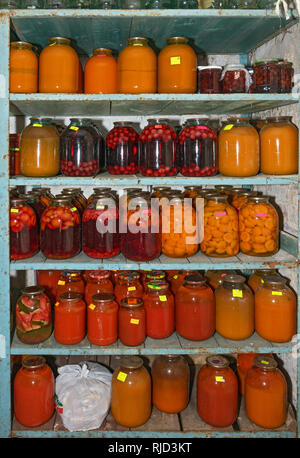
top-left (21, 286), bottom-right (45, 296)
top-left (206, 355), bottom-right (230, 368)
top-left (120, 356), bottom-right (143, 370)
top-left (253, 355), bottom-right (277, 371)
top-left (120, 297), bottom-right (143, 308)
top-left (22, 356), bottom-right (46, 370)
top-left (184, 274), bottom-right (207, 286)
top-left (92, 293), bottom-right (115, 303)
top-left (223, 274), bottom-right (246, 286)
top-left (263, 275), bottom-right (286, 286)
top-left (58, 292), bottom-right (82, 302)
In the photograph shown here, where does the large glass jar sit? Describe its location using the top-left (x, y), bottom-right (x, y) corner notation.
top-left (197, 355), bottom-right (238, 427)
top-left (169, 269), bottom-right (198, 295)
top-left (10, 198), bottom-right (39, 260)
top-left (139, 119), bottom-right (178, 177)
top-left (143, 281), bottom-right (175, 339)
top-left (84, 48), bottom-right (117, 94)
top-left (39, 37), bottom-right (79, 93)
top-left (85, 270), bottom-right (114, 305)
top-left (14, 356), bottom-right (54, 427)
top-left (221, 64), bottom-right (251, 93)
top-left (37, 270), bottom-right (61, 304)
top-left (111, 356), bottom-right (151, 427)
top-left (197, 66), bottom-right (222, 94)
top-left (218, 118), bottom-right (260, 177)
top-left (158, 37), bottom-right (197, 94)
top-left (253, 59), bottom-right (281, 93)
top-left (56, 271), bottom-right (85, 299)
top-left (152, 355), bottom-right (190, 414)
top-left (248, 269), bottom-right (278, 293)
top-left (260, 116), bottom-right (298, 175)
top-left (279, 61), bottom-right (293, 93)
top-left (87, 293), bottom-right (118, 346)
top-left (245, 356), bottom-right (287, 429)
top-left (255, 275), bottom-right (296, 343)
top-left (40, 196), bottom-right (81, 259)
top-left (119, 297), bottom-right (146, 346)
top-left (16, 286), bottom-right (52, 345)
top-left (215, 274), bottom-right (254, 340)
top-left (178, 119), bottom-right (218, 176)
top-left (25, 192), bottom-right (47, 220)
top-left (231, 190), bottom-right (257, 211)
top-left (10, 41), bottom-right (38, 93)
top-left (118, 37), bottom-right (157, 94)
top-left (87, 187), bottom-right (113, 205)
top-left (20, 118), bottom-right (60, 177)
top-left (54, 292), bottom-right (86, 345)
top-left (31, 187), bottom-right (54, 207)
top-left (114, 272), bottom-right (144, 306)
top-left (205, 269), bottom-right (237, 290)
top-left (183, 186), bottom-right (202, 199)
top-left (106, 122), bottom-right (139, 175)
top-left (176, 274), bottom-right (215, 341)
top-left (60, 189), bottom-right (84, 215)
top-left (239, 196), bottom-right (279, 256)
top-left (237, 353), bottom-right (258, 396)
top-left (201, 194), bottom-right (239, 258)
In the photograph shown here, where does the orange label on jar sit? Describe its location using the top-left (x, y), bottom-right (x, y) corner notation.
top-left (70, 126), bottom-right (79, 131)
top-left (232, 289), bottom-right (243, 298)
top-left (272, 291), bottom-right (283, 296)
top-left (155, 125), bottom-right (162, 129)
top-left (58, 280), bottom-right (65, 285)
top-left (215, 376), bottom-right (225, 382)
top-left (170, 56), bottom-right (181, 65)
top-left (127, 298), bottom-right (138, 305)
top-left (55, 302), bottom-right (60, 307)
top-left (10, 209), bottom-right (19, 213)
top-left (128, 287), bottom-right (136, 291)
top-left (224, 124), bottom-right (234, 131)
top-left (159, 295), bottom-right (167, 302)
top-left (117, 372), bottom-right (128, 382)
top-left (89, 304), bottom-right (96, 310)
top-left (130, 319), bottom-right (139, 325)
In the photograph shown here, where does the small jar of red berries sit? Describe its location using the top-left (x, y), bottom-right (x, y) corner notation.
top-left (197, 66), bottom-right (222, 94)
top-left (106, 122), bottom-right (139, 175)
top-left (10, 198), bottom-right (39, 260)
top-left (221, 64), bottom-right (252, 93)
top-left (139, 119), bottom-right (178, 177)
top-left (279, 61), bottom-right (293, 93)
top-left (178, 119), bottom-right (218, 177)
top-left (253, 59), bottom-right (281, 93)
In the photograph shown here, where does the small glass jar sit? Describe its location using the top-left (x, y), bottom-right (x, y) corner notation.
top-left (16, 286), bottom-right (52, 345)
top-left (56, 271), bottom-right (85, 299)
top-left (152, 355), bottom-right (190, 414)
top-left (114, 272), bottom-right (144, 306)
top-left (85, 271), bottom-right (114, 306)
top-left (119, 297), bottom-right (146, 346)
top-left (106, 122), bottom-right (139, 175)
top-left (84, 48), bottom-right (117, 94)
top-left (253, 59), bottom-right (281, 93)
top-left (10, 41), bottom-right (38, 93)
top-left (54, 292), bottom-right (86, 345)
top-left (197, 66), bottom-right (222, 94)
top-left (248, 269), bottom-right (278, 293)
top-left (205, 269), bottom-right (237, 290)
top-left (169, 269), bottom-right (198, 295)
top-left (10, 198), bottom-right (39, 260)
top-left (279, 61), bottom-right (293, 93)
top-left (87, 293), bottom-right (118, 346)
top-left (143, 281), bottom-right (175, 339)
top-left (37, 270), bottom-right (62, 304)
top-left (221, 64), bottom-right (252, 93)
top-left (231, 190), bottom-right (257, 211)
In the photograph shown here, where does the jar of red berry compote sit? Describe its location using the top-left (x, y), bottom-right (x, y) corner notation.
top-left (10, 198), bottom-right (39, 260)
top-left (106, 122), bottom-right (139, 175)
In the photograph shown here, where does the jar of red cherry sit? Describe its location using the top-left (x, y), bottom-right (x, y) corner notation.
top-left (139, 119), bottom-right (178, 177)
top-left (10, 198), bottom-right (39, 260)
top-left (197, 66), bottom-right (222, 94)
top-left (106, 122), bottom-right (139, 175)
top-left (253, 59), bottom-right (281, 93)
top-left (40, 196), bottom-right (81, 259)
top-left (221, 64), bottom-right (252, 93)
top-left (279, 61), bottom-right (293, 93)
top-left (178, 118), bottom-right (218, 177)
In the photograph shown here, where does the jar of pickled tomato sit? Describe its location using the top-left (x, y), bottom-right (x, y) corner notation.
top-left (16, 286), bottom-right (52, 345)
top-left (231, 190), bottom-right (257, 211)
top-left (197, 355), bottom-right (238, 427)
top-left (40, 196), bottom-right (81, 260)
top-left (218, 118), bottom-right (260, 177)
top-left (106, 122), bottom-right (139, 175)
top-left (39, 37), bottom-right (79, 93)
top-left (253, 59), bottom-right (281, 93)
top-left (84, 48), bottom-right (117, 94)
top-left (119, 297), bottom-right (146, 346)
top-left (20, 118), bottom-right (60, 177)
top-left (10, 41), bottom-right (38, 93)
top-left (279, 61), bottom-right (293, 93)
top-left (37, 270), bottom-right (61, 304)
top-left (143, 281), bottom-right (175, 339)
top-left (178, 119), bottom-right (218, 177)
top-left (260, 116), bottom-right (299, 175)
top-left (197, 65), bottom-right (222, 94)
top-left (87, 293), bottom-right (118, 346)
top-left (152, 355), bottom-right (189, 414)
top-left (85, 271), bottom-right (114, 305)
top-left (205, 269), bottom-right (237, 290)
top-left (215, 274), bottom-right (254, 340)
top-left (158, 37), bottom-right (197, 93)
top-left (111, 356), bottom-right (151, 427)
top-left (169, 269), bottom-right (198, 295)
top-left (118, 37), bottom-right (157, 94)
top-left (139, 119), bottom-right (178, 177)
top-left (54, 292), bottom-right (86, 345)
top-left (201, 194), bottom-right (239, 258)
top-left (10, 198), bottom-right (39, 260)
top-left (56, 271), bottom-right (85, 299)
top-left (221, 64), bottom-right (252, 93)
top-left (114, 272), bottom-right (144, 306)
top-left (245, 356), bottom-right (287, 429)
top-left (14, 356), bottom-right (54, 427)
top-left (31, 188), bottom-right (54, 207)
top-left (239, 196), bottom-right (279, 256)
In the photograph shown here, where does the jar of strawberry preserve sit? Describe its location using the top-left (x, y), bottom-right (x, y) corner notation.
top-left (114, 272), bottom-right (144, 306)
top-left (106, 122), bottom-right (139, 175)
top-left (85, 271), bottom-right (114, 306)
top-left (16, 286), bottom-right (52, 344)
top-left (197, 66), bottom-right (222, 94)
top-left (139, 119), bottom-right (178, 177)
top-left (87, 293), bottom-right (118, 346)
top-left (119, 297), bottom-right (146, 346)
top-left (40, 196), bottom-right (81, 259)
top-left (54, 292), bottom-right (86, 345)
top-left (178, 119), bottom-right (218, 176)
top-left (56, 271), bottom-right (85, 299)
top-left (221, 64), bottom-right (252, 93)
top-left (10, 198), bottom-right (39, 260)
top-left (253, 59), bottom-right (281, 93)
top-left (143, 281), bottom-right (175, 339)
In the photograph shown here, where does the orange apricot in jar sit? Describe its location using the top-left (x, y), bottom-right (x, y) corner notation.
top-left (84, 48), bottom-right (117, 94)
top-left (248, 269), bottom-right (278, 293)
top-left (231, 190), bottom-right (257, 211)
top-left (10, 41), bottom-right (38, 93)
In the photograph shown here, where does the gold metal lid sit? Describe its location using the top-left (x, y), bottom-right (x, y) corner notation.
top-left (22, 356), bottom-right (46, 370)
top-left (254, 355), bottom-right (277, 371)
top-left (206, 355), bottom-right (230, 368)
top-left (120, 297), bottom-right (143, 308)
top-left (120, 356), bottom-right (143, 370)
top-left (58, 292), bottom-right (82, 302)
top-left (92, 293), bottom-right (115, 303)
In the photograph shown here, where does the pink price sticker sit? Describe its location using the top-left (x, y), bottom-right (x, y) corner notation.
top-left (256, 213), bottom-right (267, 217)
top-left (97, 54), bottom-right (107, 57)
top-left (216, 212), bottom-right (227, 217)
top-left (142, 209), bottom-right (151, 214)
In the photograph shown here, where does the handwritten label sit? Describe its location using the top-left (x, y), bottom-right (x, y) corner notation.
top-left (232, 289), bottom-right (243, 298)
top-left (224, 124), bottom-right (234, 131)
top-left (89, 304), bottom-right (96, 310)
top-left (130, 319), bottom-right (139, 325)
top-left (272, 291), bottom-right (283, 296)
top-left (170, 56), bottom-right (181, 65)
top-left (117, 372), bottom-right (127, 382)
top-left (159, 296), bottom-right (167, 302)
top-left (215, 376), bottom-right (225, 383)
top-left (128, 287), bottom-right (136, 291)
top-left (57, 280), bottom-right (65, 285)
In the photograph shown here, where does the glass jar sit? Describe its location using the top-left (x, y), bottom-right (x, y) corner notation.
top-left (118, 37), bottom-right (157, 94)
top-left (152, 355), bottom-right (190, 414)
top-left (239, 196), bottom-right (279, 256)
top-left (197, 355), bottom-right (238, 427)
top-left (176, 274), bottom-right (215, 341)
top-left (231, 190), bottom-right (257, 211)
top-left (69, 188), bottom-right (87, 209)
top-left (9, 133), bottom-right (20, 176)
top-left (16, 286), bottom-right (52, 345)
top-left (114, 272), bottom-right (144, 305)
top-left (54, 292), bottom-right (86, 345)
top-left (215, 274), bottom-right (254, 340)
top-left (158, 37), bottom-right (197, 94)
top-left (218, 118), bottom-right (260, 177)
top-left (143, 281), bottom-right (175, 339)
top-left (39, 37), bottom-right (79, 93)
top-left (139, 119), bottom-right (178, 177)
top-left (279, 61), bottom-right (293, 93)
top-left (40, 197), bottom-right (81, 259)
top-left (14, 356), bottom-right (54, 427)
top-left (31, 188), bottom-right (54, 207)
top-left (106, 122), bottom-right (139, 175)
top-left (169, 269), bottom-right (198, 295)
top-left (260, 116), bottom-right (298, 175)
top-left (56, 271), bottom-right (85, 299)
top-left (201, 194), bottom-right (239, 258)
top-left (221, 64), bottom-right (251, 93)
top-left (20, 118), bottom-right (60, 177)
top-left (178, 119), bottom-right (218, 177)
top-left (151, 187), bottom-right (172, 198)
top-left (253, 59), bottom-right (281, 93)
top-left (119, 297), bottom-right (146, 346)
top-left (255, 275), bottom-right (296, 343)
top-left (85, 271), bottom-right (114, 305)
top-left (87, 187), bottom-right (112, 205)
top-left (10, 41), bottom-right (38, 93)
top-left (214, 185), bottom-right (233, 196)
top-left (205, 269), bottom-right (237, 290)
top-left (87, 293), bottom-right (118, 346)
top-left (84, 48), bottom-right (117, 94)
top-left (245, 356), bottom-right (287, 429)
top-left (37, 270), bottom-right (62, 304)
top-left (248, 269), bottom-right (278, 293)
top-left (197, 66), bottom-right (222, 94)
top-left (111, 356), bottom-right (151, 427)
top-left (237, 353), bottom-right (258, 396)
top-left (183, 186), bottom-right (202, 199)
top-left (24, 192), bottom-right (47, 220)
top-left (10, 198), bottom-right (39, 260)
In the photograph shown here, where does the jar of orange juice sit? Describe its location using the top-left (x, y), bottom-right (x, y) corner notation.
top-left (10, 41), bottom-right (38, 93)
top-left (84, 48), bottom-right (117, 94)
top-left (248, 269), bottom-right (278, 293)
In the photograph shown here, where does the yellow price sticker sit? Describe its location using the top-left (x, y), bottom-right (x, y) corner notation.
top-left (57, 280), bottom-right (65, 285)
top-left (117, 372), bottom-right (127, 382)
top-left (10, 209), bottom-right (19, 213)
top-left (170, 56), bottom-right (181, 65)
top-left (89, 304), bottom-right (96, 311)
top-left (70, 126), bottom-right (79, 131)
top-left (49, 42), bottom-right (56, 46)
top-left (55, 302), bottom-right (60, 307)
top-left (96, 205), bottom-right (105, 210)
top-left (173, 275), bottom-right (178, 280)
top-left (272, 291), bottom-right (283, 296)
top-left (261, 360), bottom-right (269, 365)
top-left (128, 286), bottom-right (136, 291)
top-left (33, 123), bottom-right (43, 127)
top-left (232, 289), bottom-right (243, 298)
top-left (159, 296), bottom-right (167, 302)
top-left (215, 376), bottom-right (225, 383)
top-left (130, 319), bottom-right (139, 325)
top-left (71, 207), bottom-right (77, 212)
top-left (224, 124), bottom-right (234, 131)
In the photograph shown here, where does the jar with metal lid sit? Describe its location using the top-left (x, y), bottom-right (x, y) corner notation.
top-left (143, 270), bottom-right (166, 287)
top-left (183, 186), bottom-right (202, 199)
top-left (279, 61), bottom-right (293, 93)
top-left (151, 186), bottom-right (172, 198)
top-left (31, 187), bottom-right (54, 207)
top-left (119, 297), bottom-right (146, 346)
top-left (248, 269), bottom-right (279, 293)
top-left (84, 48), bottom-right (117, 94)
top-left (54, 292), bottom-right (86, 345)
top-left (10, 198), bottom-right (39, 260)
top-left (214, 185), bottom-right (233, 195)
top-left (106, 122), bottom-right (139, 175)
top-left (10, 41), bottom-right (38, 93)
top-left (231, 190), bottom-right (257, 211)
top-left (197, 66), bottom-right (222, 94)
top-left (87, 187), bottom-right (113, 205)
top-left (23, 192), bottom-right (47, 219)
top-left (85, 271), bottom-right (114, 305)
top-left (62, 188), bottom-right (87, 210)
top-left (87, 293), bottom-right (118, 346)
top-left (221, 64), bottom-right (252, 93)
top-left (205, 269), bottom-right (237, 290)
top-left (114, 272), bottom-right (144, 306)
top-left (56, 271), bottom-right (85, 299)
top-left (143, 281), bottom-right (175, 339)
top-left (253, 59), bottom-right (281, 93)
top-left (60, 190), bottom-right (84, 215)
top-left (169, 269), bottom-right (199, 294)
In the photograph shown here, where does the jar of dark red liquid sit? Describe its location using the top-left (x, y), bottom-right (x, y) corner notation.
top-left (85, 270), bottom-right (114, 306)
top-left (178, 118), bottom-right (218, 177)
top-left (197, 66), bottom-right (222, 94)
top-left (37, 270), bottom-right (61, 304)
top-left (143, 281), bottom-right (175, 339)
top-left (253, 59), bottom-right (281, 93)
top-left (114, 272), bottom-right (144, 306)
top-left (139, 119), bottom-right (177, 177)
top-left (40, 196), bottom-right (81, 259)
top-left (119, 297), bottom-right (146, 346)
top-left (25, 192), bottom-right (47, 220)
top-left (54, 292), bottom-right (86, 345)
top-left (106, 122), bottom-right (139, 175)
top-left (56, 271), bottom-right (85, 299)
top-left (16, 286), bottom-right (52, 344)
top-left (10, 198), bottom-right (39, 260)
top-left (221, 64), bottom-right (252, 93)
top-left (279, 61), bottom-right (293, 93)
top-left (87, 293), bottom-right (118, 346)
